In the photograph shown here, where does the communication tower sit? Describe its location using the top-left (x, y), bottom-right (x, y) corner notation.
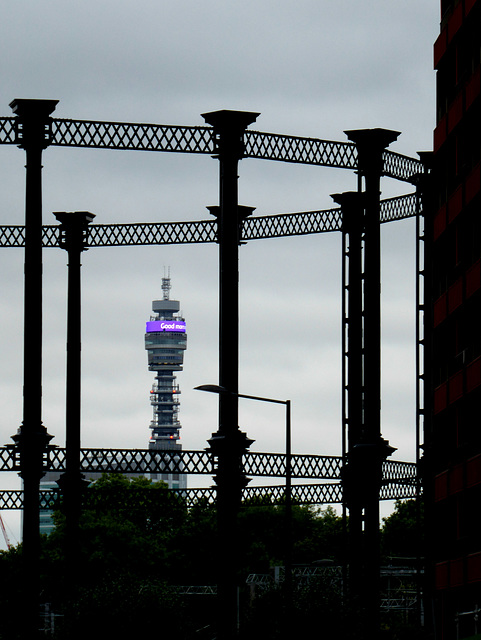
top-left (145, 272), bottom-right (187, 489)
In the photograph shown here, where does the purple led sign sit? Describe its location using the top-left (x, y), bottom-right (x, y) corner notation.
top-left (146, 320), bottom-right (186, 333)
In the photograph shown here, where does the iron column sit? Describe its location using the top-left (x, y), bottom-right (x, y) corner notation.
top-left (333, 191), bottom-right (365, 620)
top-left (416, 151), bottom-right (434, 634)
top-left (54, 211), bottom-right (95, 606)
top-left (201, 110), bottom-right (258, 639)
top-left (10, 98), bottom-right (57, 639)
top-left (343, 129), bottom-right (399, 637)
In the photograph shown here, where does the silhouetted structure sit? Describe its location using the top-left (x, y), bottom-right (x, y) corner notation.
top-left (426, 0), bottom-right (481, 636)
top-left (0, 100), bottom-right (421, 638)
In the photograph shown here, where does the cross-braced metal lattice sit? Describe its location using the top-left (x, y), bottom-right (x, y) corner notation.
top-left (380, 482), bottom-right (417, 501)
top-left (243, 452), bottom-right (343, 479)
top-left (0, 475), bottom-right (417, 511)
top-left (0, 117), bottom-right (16, 144)
top-left (87, 220), bottom-right (218, 246)
top-left (381, 459), bottom-right (417, 483)
top-left (380, 192), bottom-right (419, 223)
top-left (382, 150), bottom-right (424, 184)
top-left (79, 448), bottom-right (213, 475)
top-left (0, 115), bottom-right (424, 185)
top-left (0, 446), bottom-right (416, 488)
top-left (0, 107), bottom-right (423, 520)
top-left (50, 119), bottom-right (215, 154)
top-left (241, 483), bottom-right (344, 505)
top-left (244, 130), bottom-right (358, 169)
top-left (243, 207), bottom-right (343, 240)
top-left (0, 192), bottom-right (420, 248)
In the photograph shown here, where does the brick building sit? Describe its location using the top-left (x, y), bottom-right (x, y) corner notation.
top-left (427, 0), bottom-right (481, 636)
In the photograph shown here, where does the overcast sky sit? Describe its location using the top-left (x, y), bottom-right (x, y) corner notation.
top-left (0, 0), bottom-right (439, 546)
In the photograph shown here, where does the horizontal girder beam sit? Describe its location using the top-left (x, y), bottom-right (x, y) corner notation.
top-left (0, 116), bottom-right (423, 183)
top-left (0, 193), bottom-right (419, 248)
top-left (0, 445), bottom-right (416, 481)
top-left (0, 478), bottom-right (417, 511)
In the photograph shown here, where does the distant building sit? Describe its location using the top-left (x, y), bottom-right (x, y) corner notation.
top-left (39, 474), bottom-right (62, 536)
top-left (428, 0), bottom-right (481, 636)
top-left (145, 273), bottom-right (187, 489)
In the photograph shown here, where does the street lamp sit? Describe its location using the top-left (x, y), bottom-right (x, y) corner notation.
top-left (195, 384), bottom-right (292, 633)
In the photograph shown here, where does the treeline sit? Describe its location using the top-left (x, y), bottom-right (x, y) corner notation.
top-left (0, 474), bottom-right (421, 639)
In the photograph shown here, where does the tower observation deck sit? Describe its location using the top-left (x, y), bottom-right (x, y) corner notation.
top-left (145, 274), bottom-right (187, 489)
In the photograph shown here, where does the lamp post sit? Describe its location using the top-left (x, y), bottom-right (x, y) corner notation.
top-left (195, 384), bottom-right (292, 636)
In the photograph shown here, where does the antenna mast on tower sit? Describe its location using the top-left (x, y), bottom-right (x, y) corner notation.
top-left (162, 267), bottom-right (172, 300)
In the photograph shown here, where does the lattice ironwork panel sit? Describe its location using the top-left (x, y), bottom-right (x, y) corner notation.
top-left (0, 487), bottom-right (210, 510)
top-left (380, 193), bottom-right (418, 223)
top-left (0, 445), bottom-right (61, 472)
top-left (292, 482), bottom-right (343, 504)
top-left (78, 448), bottom-right (214, 475)
top-left (0, 490), bottom-right (60, 510)
top-left (0, 226), bottom-right (25, 247)
top-left (0, 480), bottom-right (418, 511)
top-left (380, 481), bottom-right (418, 501)
top-left (86, 220), bottom-right (217, 246)
top-left (292, 453), bottom-right (342, 479)
top-left (243, 480), bottom-right (415, 504)
top-left (0, 447), bottom-right (16, 471)
top-left (0, 225), bottom-right (60, 248)
top-left (0, 193), bottom-right (420, 248)
top-left (39, 490), bottom-right (61, 509)
top-left (39, 448), bottom-right (346, 478)
top-left (0, 221), bottom-right (216, 248)
top-left (176, 487), bottom-right (217, 507)
top-left (244, 130), bottom-right (358, 169)
top-left (0, 491), bottom-right (23, 510)
top-left (3, 115), bottom-right (424, 188)
top-left (242, 484), bottom-right (286, 504)
top-left (0, 443), bottom-right (417, 488)
top-left (382, 460), bottom-right (417, 482)
top-left (382, 150), bottom-right (424, 185)
top-left (51, 119), bottom-right (215, 154)
top-left (244, 193), bottom-right (419, 241)
top-left (2, 447), bottom-right (213, 474)
top-left (242, 207), bottom-right (343, 240)
top-left (243, 452), bottom-right (342, 479)
top-left (242, 194), bottom-right (417, 241)
top-left (242, 483), bottom-right (343, 505)
top-left (42, 226), bottom-right (60, 247)
top-left (0, 118), bottom-right (16, 145)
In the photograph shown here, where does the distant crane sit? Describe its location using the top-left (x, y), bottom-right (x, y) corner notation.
top-left (0, 513), bottom-right (12, 550)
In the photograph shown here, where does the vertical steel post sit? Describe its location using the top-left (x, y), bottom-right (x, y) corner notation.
top-left (284, 398), bottom-right (293, 635)
top-left (333, 191), bottom-right (365, 622)
top-left (54, 211), bottom-right (94, 608)
top-left (345, 128), bottom-right (399, 440)
top-left (334, 192), bottom-right (365, 451)
top-left (9, 98), bottom-right (57, 639)
top-left (344, 129), bottom-right (399, 638)
top-left (202, 110), bottom-right (258, 639)
top-left (416, 151), bottom-right (434, 634)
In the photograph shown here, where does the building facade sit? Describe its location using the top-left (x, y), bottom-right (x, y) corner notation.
top-left (145, 274), bottom-right (187, 490)
top-left (428, 0), bottom-right (481, 636)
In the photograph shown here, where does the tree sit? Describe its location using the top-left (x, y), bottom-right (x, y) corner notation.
top-left (41, 474), bottom-right (193, 638)
top-left (0, 479), bottom-right (350, 638)
top-left (0, 545), bottom-right (24, 640)
top-left (238, 505), bottom-right (346, 639)
top-left (381, 498), bottom-right (423, 561)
